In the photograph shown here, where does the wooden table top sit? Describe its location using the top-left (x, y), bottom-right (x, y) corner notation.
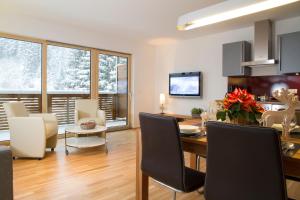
top-left (180, 119), bottom-right (300, 160)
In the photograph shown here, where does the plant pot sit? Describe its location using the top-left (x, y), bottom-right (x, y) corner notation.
top-left (192, 114), bottom-right (201, 118)
top-left (230, 117), bottom-right (248, 125)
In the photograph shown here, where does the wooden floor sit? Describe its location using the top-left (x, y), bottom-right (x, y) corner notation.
top-left (13, 129), bottom-right (300, 200)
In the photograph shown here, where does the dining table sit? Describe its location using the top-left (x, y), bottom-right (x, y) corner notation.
top-left (135, 118), bottom-right (300, 200)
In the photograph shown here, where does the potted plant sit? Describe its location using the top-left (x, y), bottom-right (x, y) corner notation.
top-left (216, 88), bottom-right (264, 124)
top-left (191, 108), bottom-right (203, 118)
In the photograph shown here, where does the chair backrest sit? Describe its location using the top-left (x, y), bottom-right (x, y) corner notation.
top-left (0, 146), bottom-right (13, 200)
top-left (205, 121), bottom-right (287, 200)
top-left (3, 101), bottom-right (29, 118)
top-left (75, 99), bottom-right (98, 119)
top-left (139, 112), bottom-right (185, 191)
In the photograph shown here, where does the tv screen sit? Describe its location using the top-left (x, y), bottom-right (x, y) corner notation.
top-left (169, 72), bottom-right (201, 96)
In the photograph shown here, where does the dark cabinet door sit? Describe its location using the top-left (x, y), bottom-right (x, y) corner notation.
top-left (222, 41), bottom-right (251, 77)
top-left (279, 31), bottom-right (300, 74)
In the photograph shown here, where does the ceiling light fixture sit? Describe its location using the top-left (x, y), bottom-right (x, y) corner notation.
top-left (177, 0), bottom-right (299, 31)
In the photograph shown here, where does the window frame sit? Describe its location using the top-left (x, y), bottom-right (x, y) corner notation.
top-left (98, 50), bottom-right (131, 130)
top-left (0, 32), bottom-right (132, 129)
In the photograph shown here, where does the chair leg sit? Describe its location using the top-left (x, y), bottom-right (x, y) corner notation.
top-left (196, 155), bottom-right (200, 171)
top-left (172, 191), bottom-right (176, 200)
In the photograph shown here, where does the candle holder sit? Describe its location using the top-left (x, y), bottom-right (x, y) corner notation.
top-left (159, 93), bottom-right (166, 114)
top-left (160, 104), bottom-right (165, 114)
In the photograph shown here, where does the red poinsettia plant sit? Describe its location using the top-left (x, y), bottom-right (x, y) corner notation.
top-left (216, 88), bottom-right (265, 123)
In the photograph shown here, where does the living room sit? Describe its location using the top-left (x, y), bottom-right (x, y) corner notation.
top-left (1, 0), bottom-right (300, 200)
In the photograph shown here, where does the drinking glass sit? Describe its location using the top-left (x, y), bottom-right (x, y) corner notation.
top-left (282, 114), bottom-right (291, 138)
top-left (256, 115), bottom-right (264, 126)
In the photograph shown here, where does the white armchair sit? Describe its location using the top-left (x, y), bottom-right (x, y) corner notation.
top-left (3, 101), bottom-right (58, 159)
top-left (75, 99), bottom-right (106, 126)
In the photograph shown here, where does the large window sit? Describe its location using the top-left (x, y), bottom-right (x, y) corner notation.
top-left (47, 45), bottom-right (91, 125)
top-left (47, 45), bottom-right (91, 94)
top-left (0, 37), bottom-right (42, 130)
top-left (0, 37), bottom-right (41, 93)
top-left (0, 33), bottom-right (131, 132)
top-left (99, 54), bottom-right (128, 129)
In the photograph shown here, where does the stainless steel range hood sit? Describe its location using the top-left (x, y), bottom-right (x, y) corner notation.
top-left (241, 20), bottom-right (277, 67)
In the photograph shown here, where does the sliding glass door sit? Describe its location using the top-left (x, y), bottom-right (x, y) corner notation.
top-left (0, 37), bottom-right (42, 130)
top-left (0, 32), bottom-right (132, 133)
top-left (99, 53), bottom-right (129, 129)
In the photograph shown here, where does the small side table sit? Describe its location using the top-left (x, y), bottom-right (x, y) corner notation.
top-left (64, 125), bottom-right (108, 155)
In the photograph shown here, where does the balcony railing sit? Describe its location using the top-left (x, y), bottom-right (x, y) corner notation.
top-left (0, 94), bottom-right (42, 130)
top-left (0, 93), bottom-right (118, 130)
top-left (98, 93), bottom-right (117, 120)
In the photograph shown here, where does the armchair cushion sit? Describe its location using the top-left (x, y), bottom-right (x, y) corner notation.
top-left (29, 113), bottom-right (58, 138)
top-left (75, 99), bottom-right (98, 118)
top-left (97, 110), bottom-right (106, 126)
top-left (29, 113), bottom-right (57, 123)
top-left (75, 99), bottom-right (106, 126)
top-left (78, 110), bottom-right (96, 119)
top-left (3, 101), bottom-right (29, 117)
top-left (45, 121), bottom-right (58, 138)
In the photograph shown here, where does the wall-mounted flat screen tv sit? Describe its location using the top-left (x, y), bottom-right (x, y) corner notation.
top-left (169, 72), bottom-right (201, 96)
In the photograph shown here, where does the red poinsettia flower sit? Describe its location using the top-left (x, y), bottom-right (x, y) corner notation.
top-left (222, 88), bottom-right (264, 115)
top-left (217, 88), bottom-right (265, 123)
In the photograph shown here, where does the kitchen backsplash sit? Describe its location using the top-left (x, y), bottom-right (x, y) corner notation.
top-left (228, 75), bottom-right (300, 101)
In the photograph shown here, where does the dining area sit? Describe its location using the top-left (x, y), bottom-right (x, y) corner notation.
top-left (136, 88), bottom-right (300, 200)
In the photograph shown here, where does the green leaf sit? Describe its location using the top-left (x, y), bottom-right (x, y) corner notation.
top-left (239, 110), bottom-right (249, 121)
top-left (249, 112), bottom-right (256, 123)
top-left (216, 111), bottom-right (226, 121)
top-left (230, 103), bottom-right (241, 112)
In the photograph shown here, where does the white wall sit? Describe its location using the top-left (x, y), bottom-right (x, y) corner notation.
top-left (0, 13), bottom-right (156, 127)
top-left (2, 12), bottom-right (300, 127)
top-left (154, 16), bottom-right (300, 115)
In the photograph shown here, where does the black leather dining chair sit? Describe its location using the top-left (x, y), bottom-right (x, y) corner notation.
top-left (205, 121), bottom-right (291, 200)
top-left (139, 112), bottom-right (205, 200)
top-left (0, 146), bottom-right (13, 200)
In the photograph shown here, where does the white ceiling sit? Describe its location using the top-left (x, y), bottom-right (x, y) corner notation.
top-left (1, 0), bottom-right (300, 44)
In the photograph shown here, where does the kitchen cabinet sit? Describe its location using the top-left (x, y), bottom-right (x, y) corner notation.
top-left (279, 31), bottom-right (300, 74)
top-left (222, 41), bottom-right (251, 76)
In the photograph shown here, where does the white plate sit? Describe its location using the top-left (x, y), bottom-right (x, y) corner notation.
top-left (179, 125), bottom-right (200, 134)
top-left (271, 124), bottom-right (300, 132)
top-left (180, 130), bottom-right (201, 135)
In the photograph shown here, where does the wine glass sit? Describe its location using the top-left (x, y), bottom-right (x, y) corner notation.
top-left (289, 118), bottom-right (297, 132)
top-left (282, 114), bottom-right (289, 138)
top-left (200, 111), bottom-right (208, 135)
top-left (256, 115), bottom-right (264, 126)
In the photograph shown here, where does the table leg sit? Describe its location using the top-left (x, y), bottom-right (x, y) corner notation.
top-left (136, 129), bottom-right (149, 200)
top-left (104, 131), bottom-right (108, 154)
top-left (141, 172), bottom-right (149, 200)
top-left (190, 153), bottom-right (197, 170)
top-left (196, 155), bottom-right (201, 171)
top-left (65, 130), bottom-right (69, 155)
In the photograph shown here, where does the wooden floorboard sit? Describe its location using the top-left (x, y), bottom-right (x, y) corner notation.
top-left (13, 129), bottom-right (300, 200)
